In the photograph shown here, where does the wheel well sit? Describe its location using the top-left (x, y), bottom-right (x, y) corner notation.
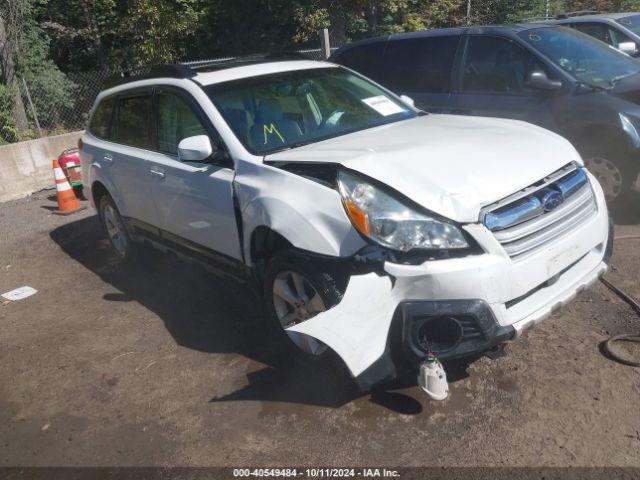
top-left (568, 124), bottom-right (628, 157)
top-left (249, 226), bottom-right (351, 292)
top-left (250, 226), bottom-right (292, 280)
top-left (91, 181), bottom-right (109, 208)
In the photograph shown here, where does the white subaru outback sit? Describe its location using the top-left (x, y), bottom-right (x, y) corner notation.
top-left (80, 58), bottom-right (612, 390)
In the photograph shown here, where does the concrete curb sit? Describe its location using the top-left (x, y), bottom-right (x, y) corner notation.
top-left (0, 131), bottom-right (83, 203)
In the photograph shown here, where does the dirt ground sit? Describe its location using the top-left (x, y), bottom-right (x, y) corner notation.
top-left (0, 190), bottom-right (639, 468)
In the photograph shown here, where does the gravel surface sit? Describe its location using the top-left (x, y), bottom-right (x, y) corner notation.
top-left (0, 190), bottom-right (639, 467)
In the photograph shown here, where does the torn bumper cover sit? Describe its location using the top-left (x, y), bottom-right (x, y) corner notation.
top-left (286, 201), bottom-right (611, 391)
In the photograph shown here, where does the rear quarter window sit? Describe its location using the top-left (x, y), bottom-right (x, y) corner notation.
top-left (89, 98), bottom-right (115, 140)
top-left (113, 94), bottom-right (153, 149)
top-left (382, 35), bottom-right (460, 93)
top-left (332, 42), bottom-right (387, 83)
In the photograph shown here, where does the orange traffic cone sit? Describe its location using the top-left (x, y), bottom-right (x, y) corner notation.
top-left (52, 159), bottom-right (85, 215)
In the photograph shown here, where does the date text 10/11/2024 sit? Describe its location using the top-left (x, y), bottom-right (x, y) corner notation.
top-left (232, 468), bottom-right (401, 478)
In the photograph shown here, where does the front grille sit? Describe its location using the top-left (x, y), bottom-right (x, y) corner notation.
top-left (481, 164), bottom-right (597, 259)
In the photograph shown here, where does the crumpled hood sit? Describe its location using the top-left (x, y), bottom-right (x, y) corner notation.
top-left (264, 114), bottom-right (581, 223)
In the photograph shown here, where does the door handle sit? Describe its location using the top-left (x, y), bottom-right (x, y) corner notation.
top-left (103, 153), bottom-right (113, 163)
top-left (149, 167), bottom-right (166, 179)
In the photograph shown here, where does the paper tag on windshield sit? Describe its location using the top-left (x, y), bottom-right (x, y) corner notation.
top-left (362, 95), bottom-right (405, 116)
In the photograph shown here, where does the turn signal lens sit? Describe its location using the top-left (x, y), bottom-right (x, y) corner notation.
top-left (343, 199), bottom-right (370, 236)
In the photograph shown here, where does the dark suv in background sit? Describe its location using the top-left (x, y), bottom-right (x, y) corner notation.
top-left (549, 12), bottom-right (640, 56)
top-left (330, 24), bottom-right (640, 207)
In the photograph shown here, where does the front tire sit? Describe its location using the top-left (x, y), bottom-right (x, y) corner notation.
top-left (263, 251), bottom-right (344, 364)
top-left (583, 153), bottom-right (635, 209)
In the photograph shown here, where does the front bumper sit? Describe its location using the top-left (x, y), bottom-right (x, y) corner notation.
top-left (286, 175), bottom-right (611, 390)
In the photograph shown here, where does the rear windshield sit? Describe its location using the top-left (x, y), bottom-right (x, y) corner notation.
top-left (519, 26), bottom-right (640, 88)
top-left (617, 14), bottom-right (640, 35)
top-left (204, 67), bottom-right (415, 155)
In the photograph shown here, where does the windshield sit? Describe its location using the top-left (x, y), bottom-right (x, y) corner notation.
top-left (519, 26), bottom-right (640, 88)
top-left (617, 14), bottom-right (640, 35)
top-left (205, 67), bottom-right (415, 155)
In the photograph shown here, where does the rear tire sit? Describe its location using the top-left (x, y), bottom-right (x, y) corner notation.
top-left (97, 194), bottom-right (137, 263)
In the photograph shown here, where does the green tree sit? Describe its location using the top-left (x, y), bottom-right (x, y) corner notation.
top-left (292, 0), bottom-right (465, 47)
top-left (117, 0), bottom-right (204, 67)
top-left (37, 0), bottom-right (117, 72)
top-left (562, 0), bottom-right (640, 11)
top-left (1, 0), bottom-right (74, 136)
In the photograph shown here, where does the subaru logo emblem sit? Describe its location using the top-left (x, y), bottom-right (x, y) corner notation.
top-left (541, 189), bottom-right (564, 212)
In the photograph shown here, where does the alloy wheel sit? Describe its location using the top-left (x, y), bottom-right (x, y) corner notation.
top-left (102, 204), bottom-right (128, 257)
top-left (272, 270), bottom-right (328, 355)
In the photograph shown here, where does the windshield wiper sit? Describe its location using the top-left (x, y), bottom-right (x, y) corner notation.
top-left (609, 72), bottom-right (637, 87)
top-left (575, 80), bottom-right (610, 92)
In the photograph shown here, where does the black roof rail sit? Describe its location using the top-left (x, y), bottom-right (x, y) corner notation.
top-left (103, 52), bottom-right (311, 90)
top-left (184, 52), bottom-right (310, 72)
top-left (103, 64), bottom-right (195, 89)
top-left (556, 10), bottom-right (601, 19)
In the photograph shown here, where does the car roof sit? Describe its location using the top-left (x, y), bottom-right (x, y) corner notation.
top-left (193, 60), bottom-right (336, 86)
top-left (553, 12), bottom-right (640, 21)
top-left (331, 23), bottom-right (555, 56)
top-left (99, 59), bottom-right (339, 96)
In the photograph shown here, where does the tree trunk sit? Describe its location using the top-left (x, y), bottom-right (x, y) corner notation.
top-left (0, 15), bottom-right (28, 132)
top-left (365, 1), bottom-right (378, 35)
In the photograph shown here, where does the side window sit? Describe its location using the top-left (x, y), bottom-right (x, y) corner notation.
top-left (89, 98), bottom-right (115, 140)
top-left (332, 42), bottom-right (387, 83)
top-left (461, 36), bottom-right (548, 95)
top-left (570, 22), bottom-right (614, 45)
top-left (607, 26), bottom-right (636, 48)
top-left (156, 92), bottom-right (209, 155)
top-left (382, 36), bottom-right (460, 93)
top-left (113, 94), bottom-right (152, 149)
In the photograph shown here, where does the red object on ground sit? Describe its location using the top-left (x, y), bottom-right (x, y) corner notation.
top-left (58, 148), bottom-right (83, 187)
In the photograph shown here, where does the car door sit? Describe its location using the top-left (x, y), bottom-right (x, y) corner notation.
top-left (146, 87), bottom-right (242, 262)
top-left (107, 90), bottom-right (159, 225)
top-left (380, 34), bottom-right (461, 112)
top-left (451, 35), bottom-right (559, 130)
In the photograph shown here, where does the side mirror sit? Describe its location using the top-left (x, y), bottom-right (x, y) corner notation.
top-left (177, 135), bottom-right (214, 162)
top-left (618, 41), bottom-right (638, 56)
top-left (400, 95), bottom-right (416, 108)
top-left (527, 71), bottom-right (563, 91)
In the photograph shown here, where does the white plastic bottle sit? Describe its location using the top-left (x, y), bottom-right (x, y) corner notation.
top-left (418, 353), bottom-right (449, 401)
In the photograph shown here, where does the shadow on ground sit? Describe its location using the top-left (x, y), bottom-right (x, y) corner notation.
top-left (50, 215), bottom-right (474, 414)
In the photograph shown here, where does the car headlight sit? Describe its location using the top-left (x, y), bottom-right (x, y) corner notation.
top-left (337, 170), bottom-right (469, 252)
top-left (619, 113), bottom-right (640, 148)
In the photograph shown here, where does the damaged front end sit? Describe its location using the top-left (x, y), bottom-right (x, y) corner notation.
top-left (235, 157), bottom-right (609, 393)
top-left (284, 252), bottom-right (515, 392)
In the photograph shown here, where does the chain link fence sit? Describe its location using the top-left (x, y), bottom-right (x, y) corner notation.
top-left (9, 47), bottom-right (333, 145)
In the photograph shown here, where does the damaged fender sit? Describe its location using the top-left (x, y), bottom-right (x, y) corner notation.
top-left (286, 273), bottom-right (400, 377)
top-left (234, 159), bottom-right (366, 262)
top-left (234, 159), bottom-right (401, 378)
